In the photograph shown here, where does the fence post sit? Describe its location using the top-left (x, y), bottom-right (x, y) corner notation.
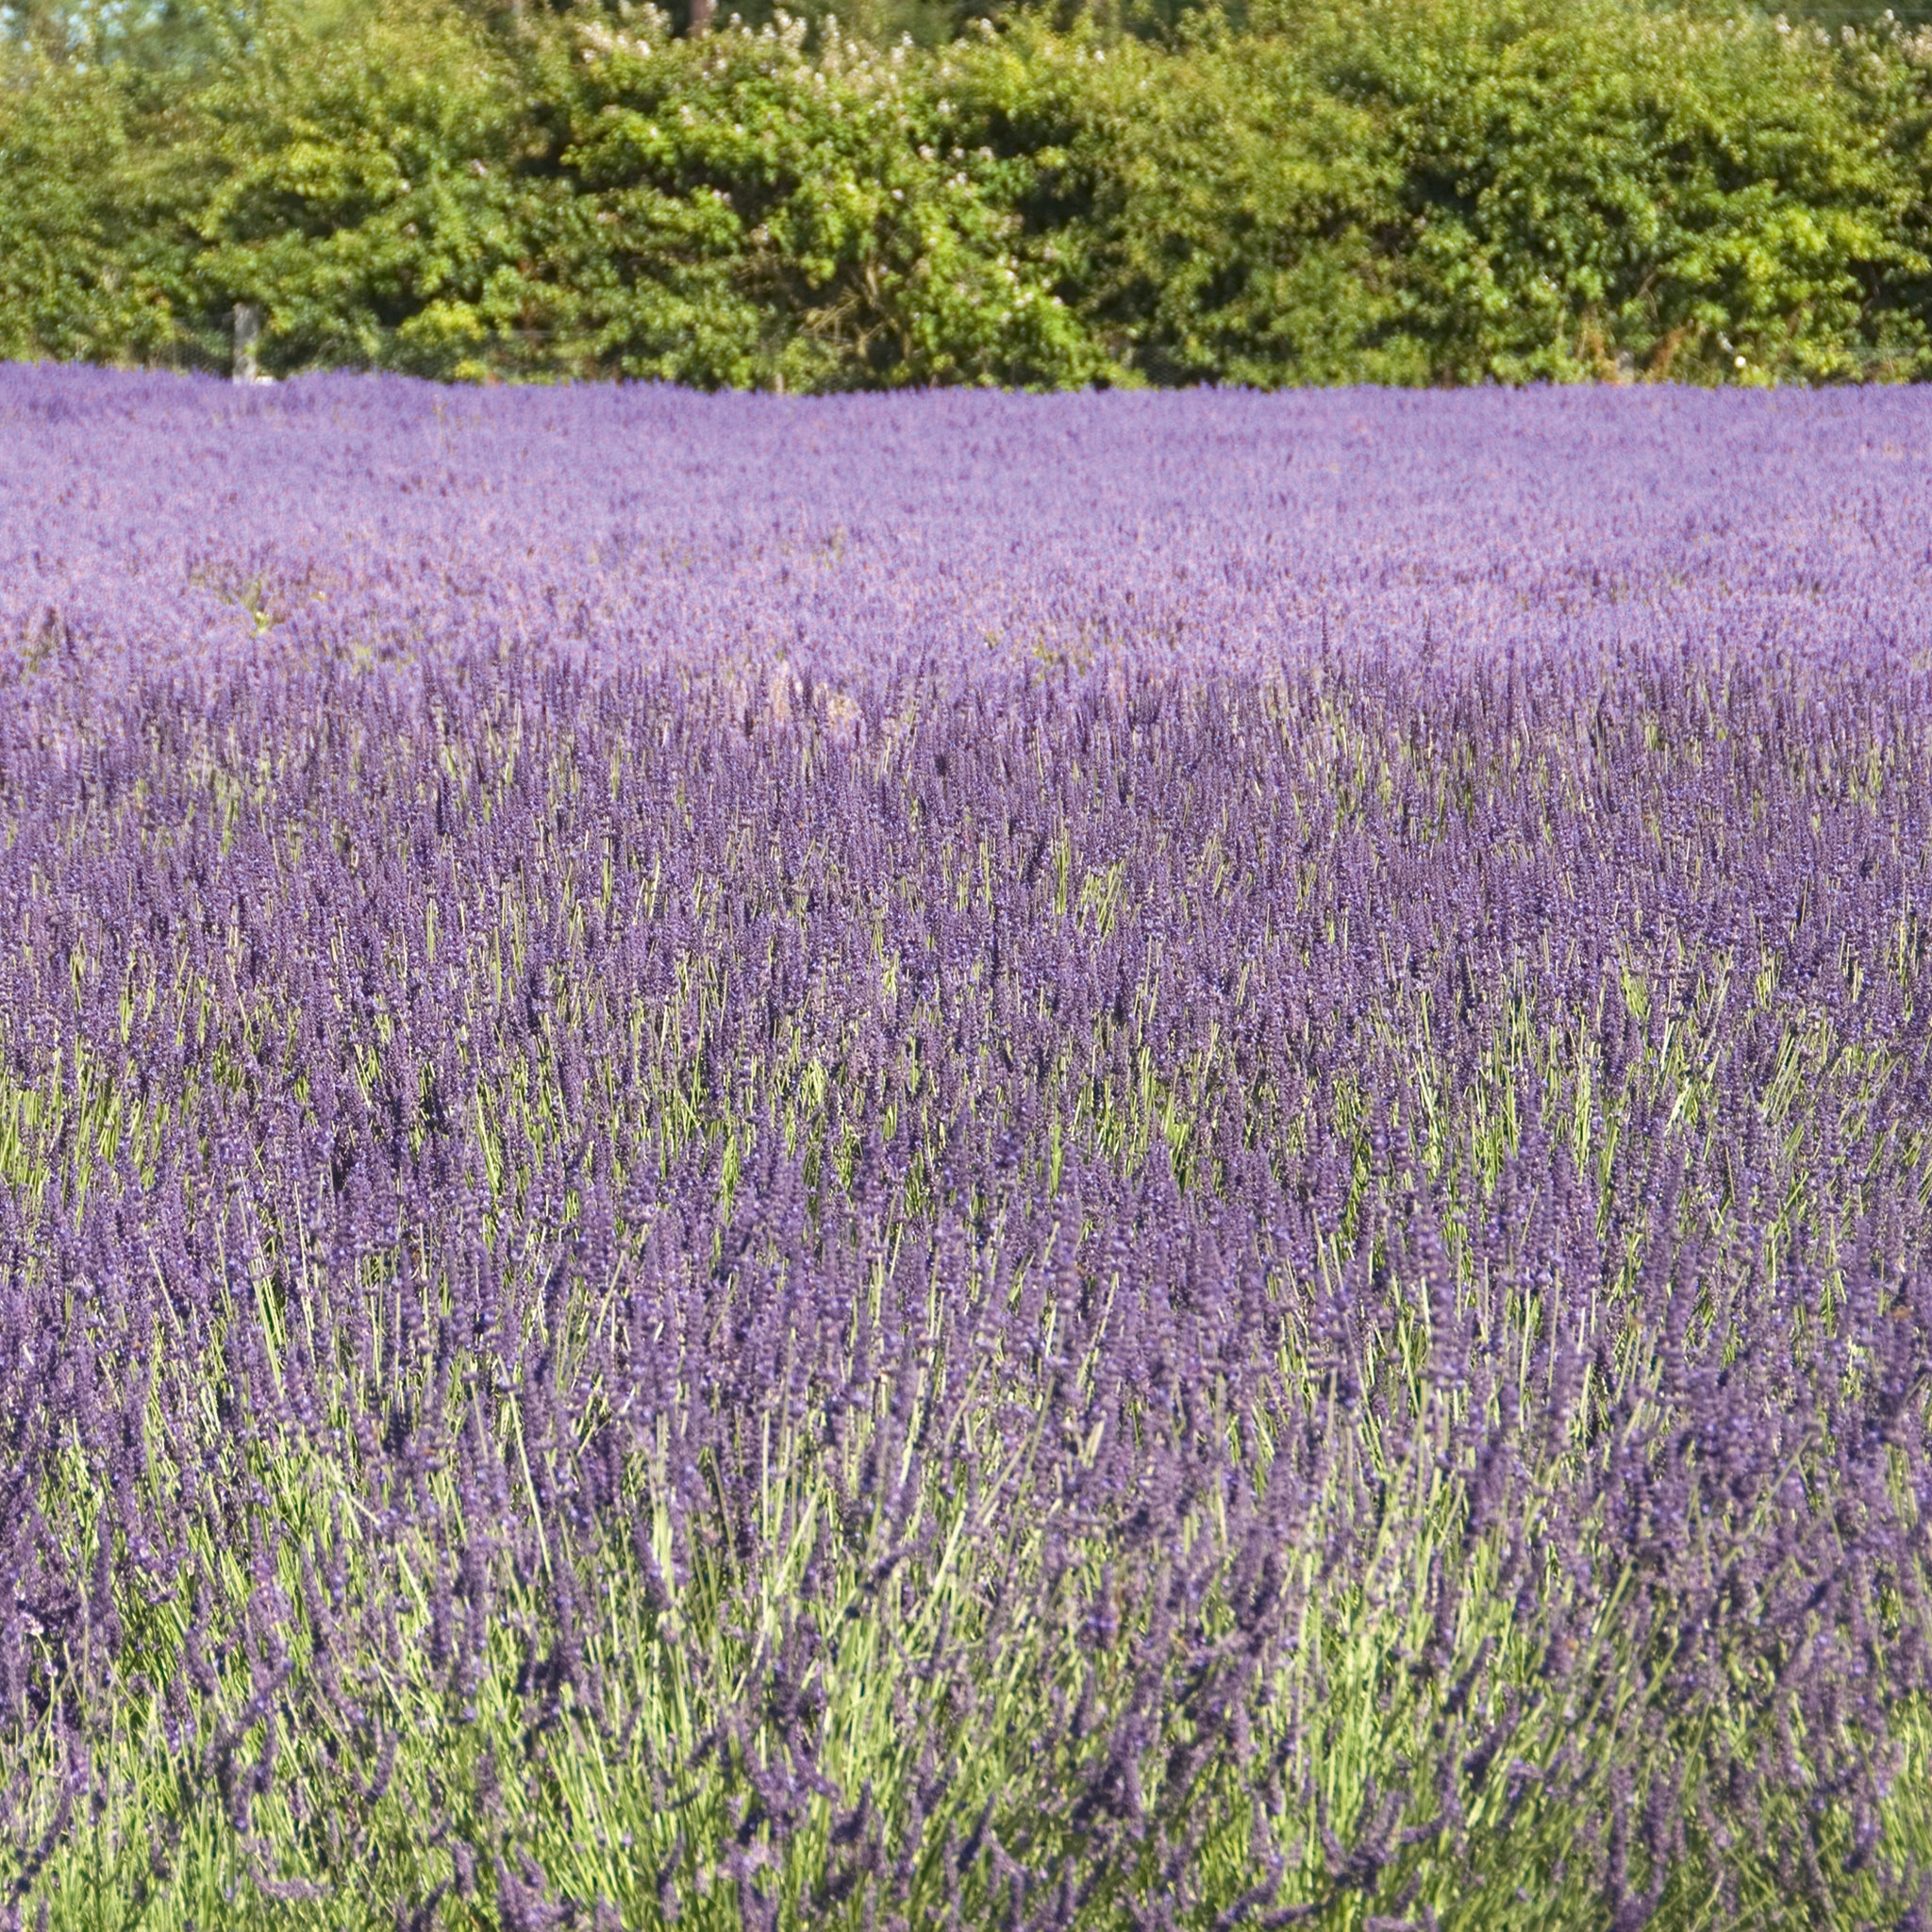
top-left (232, 304), bottom-right (263, 385)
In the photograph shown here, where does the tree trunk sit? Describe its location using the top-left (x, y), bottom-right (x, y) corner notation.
top-left (232, 305), bottom-right (263, 385)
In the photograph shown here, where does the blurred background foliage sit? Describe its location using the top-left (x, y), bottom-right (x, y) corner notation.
top-left (4, 0), bottom-right (1932, 385)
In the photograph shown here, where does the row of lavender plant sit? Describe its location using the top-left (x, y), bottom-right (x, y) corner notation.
top-left (1, 368), bottom-right (1929, 1929)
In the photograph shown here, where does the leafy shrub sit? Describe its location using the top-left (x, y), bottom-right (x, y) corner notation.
top-left (1259, 0), bottom-right (1932, 382)
top-left (0, 62), bottom-right (197, 365)
top-left (186, 0), bottom-right (572, 379)
top-left (941, 1), bottom-right (1932, 384)
top-left (545, 8), bottom-right (1106, 388)
top-left (937, 24), bottom-right (1419, 383)
top-left (4, 0), bottom-right (1932, 385)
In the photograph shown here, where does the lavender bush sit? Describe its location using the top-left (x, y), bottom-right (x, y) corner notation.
top-left (1, 366), bottom-right (1930, 1930)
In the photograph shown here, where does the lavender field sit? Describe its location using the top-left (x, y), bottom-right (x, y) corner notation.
top-left (3, 366), bottom-right (1932, 1931)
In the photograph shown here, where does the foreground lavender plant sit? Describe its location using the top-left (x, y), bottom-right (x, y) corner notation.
top-left (0, 367), bottom-right (1929, 1930)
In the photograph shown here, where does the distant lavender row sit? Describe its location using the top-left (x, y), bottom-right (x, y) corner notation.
top-left (6, 368), bottom-right (1932, 707)
top-left (1, 366), bottom-right (1930, 1929)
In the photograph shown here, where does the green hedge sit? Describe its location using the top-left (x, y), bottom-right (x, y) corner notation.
top-left (4, 0), bottom-right (1932, 386)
